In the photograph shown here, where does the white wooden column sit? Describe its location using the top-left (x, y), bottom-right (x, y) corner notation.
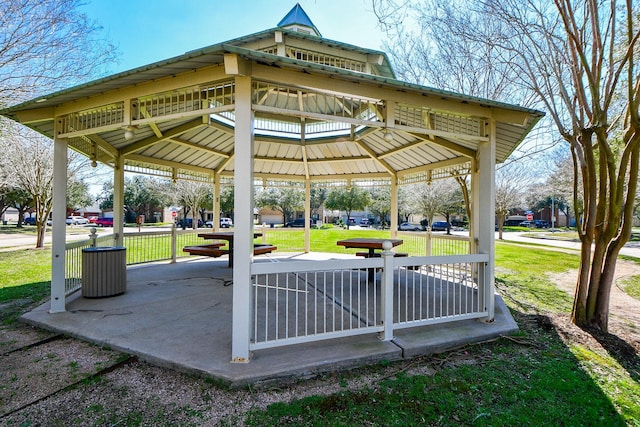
top-left (214, 174), bottom-right (220, 232)
top-left (113, 156), bottom-right (125, 246)
top-left (231, 75), bottom-right (254, 362)
top-left (477, 120), bottom-right (496, 320)
top-left (390, 175), bottom-right (398, 238)
top-left (50, 126), bottom-right (67, 313)
top-left (470, 157), bottom-right (479, 255)
top-left (304, 179), bottom-right (311, 252)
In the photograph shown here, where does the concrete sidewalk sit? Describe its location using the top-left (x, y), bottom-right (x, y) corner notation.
top-left (21, 255), bottom-right (517, 388)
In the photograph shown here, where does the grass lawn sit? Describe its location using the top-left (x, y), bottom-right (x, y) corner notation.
top-left (0, 249), bottom-right (51, 324)
top-left (1, 234), bottom-right (638, 425)
top-left (619, 275), bottom-right (640, 300)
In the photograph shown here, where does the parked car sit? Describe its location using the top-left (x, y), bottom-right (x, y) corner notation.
top-left (23, 217), bottom-right (37, 225)
top-left (205, 217), bottom-right (234, 228)
top-left (66, 216), bottom-right (89, 225)
top-left (177, 218), bottom-right (203, 228)
top-left (399, 222), bottom-right (422, 231)
top-left (431, 221), bottom-right (451, 231)
top-left (360, 218), bottom-right (370, 227)
top-left (520, 220), bottom-right (549, 228)
top-left (95, 217), bottom-right (113, 227)
top-left (285, 218), bottom-right (312, 227)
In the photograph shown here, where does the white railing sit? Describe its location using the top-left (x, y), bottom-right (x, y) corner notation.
top-left (250, 252), bottom-right (488, 350)
top-left (65, 231), bottom-right (116, 294)
top-left (64, 228), bottom-right (206, 294)
top-left (392, 255), bottom-right (486, 328)
top-left (65, 228), bottom-right (489, 350)
top-left (250, 257), bottom-right (383, 350)
top-left (398, 231), bottom-right (474, 256)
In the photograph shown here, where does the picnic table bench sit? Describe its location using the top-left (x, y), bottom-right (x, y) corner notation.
top-left (183, 240), bottom-right (277, 267)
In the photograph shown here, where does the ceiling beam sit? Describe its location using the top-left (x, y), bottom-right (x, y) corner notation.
top-left (126, 154), bottom-right (214, 176)
top-left (254, 155), bottom-right (372, 164)
top-left (251, 171), bottom-right (393, 182)
top-left (85, 134), bottom-right (119, 158)
top-left (354, 140), bottom-right (395, 175)
top-left (120, 118), bottom-right (203, 155)
top-left (397, 157), bottom-right (470, 179)
top-left (407, 132), bottom-right (476, 158)
top-left (13, 107), bottom-right (55, 124)
top-left (381, 134), bottom-right (478, 159)
top-left (252, 64), bottom-right (497, 119)
top-left (167, 136), bottom-right (231, 158)
top-left (140, 107), bottom-right (164, 138)
top-left (215, 151), bottom-right (235, 175)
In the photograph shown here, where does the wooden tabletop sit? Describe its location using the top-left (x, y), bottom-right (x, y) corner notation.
top-left (198, 232), bottom-right (262, 240)
top-left (336, 238), bottom-right (403, 249)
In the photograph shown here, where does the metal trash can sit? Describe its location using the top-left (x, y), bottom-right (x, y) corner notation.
top-left (82, 247), bottom-right (126, 298)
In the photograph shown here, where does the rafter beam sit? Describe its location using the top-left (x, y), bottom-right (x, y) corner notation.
top-left (254, 155), bottom-right (372, 164)
top-left (85, 134), bottom-right (119, 158)
top-left (251, 171), bottom-right (393, 182)
top-left (301, 121), bottom-right (309, 179)
top-left (215, 151), bottom-right (235, 175)
top-left (407, 132), bottom-right (476, 158)
top-left (140, 107), bottom-right (163, 138)
top-left (126, 154), bottom-right (214, 176)
top-left (167, 137), bottom-right (231, 158)
top-left (354, 140), bottom-right (395, 175)
top-left (397, 157), bottom-right (470, 179)
top-left (120, 118), bottom-right (203, 155)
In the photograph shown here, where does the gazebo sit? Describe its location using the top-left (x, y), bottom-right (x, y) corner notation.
top-left (1, 4), bottom-right (543, 364)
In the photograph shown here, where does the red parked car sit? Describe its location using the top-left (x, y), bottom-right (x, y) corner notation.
top-left (95, 217), bottom-right (113, 227)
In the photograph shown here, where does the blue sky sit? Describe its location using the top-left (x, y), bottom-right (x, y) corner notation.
top-left (80, 0), bottom-right (388, 74)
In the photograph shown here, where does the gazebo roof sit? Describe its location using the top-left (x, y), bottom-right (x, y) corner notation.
top-left (0, 5), bottom-right (544, 185)
top-left (277, 3), bottom-right (322, 37)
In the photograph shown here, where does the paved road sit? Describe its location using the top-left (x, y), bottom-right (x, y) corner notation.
top-left (496, 231), bottom-right (640, 258)
top-left (4, 226), bottom-right (640, 259)
top-left (0, 225), bottom-right (172, 250)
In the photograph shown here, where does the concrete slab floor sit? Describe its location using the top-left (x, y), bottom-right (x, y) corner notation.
top-left (21, 255), bottom-right (518, 388)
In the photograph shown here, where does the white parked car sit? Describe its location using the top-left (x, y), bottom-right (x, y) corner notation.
top-left (205, 218), bottom-right (233, 228)
top-left (66, 216), bottom-right (89, 225)
top-left (399, 222), bottom-right (423, 231)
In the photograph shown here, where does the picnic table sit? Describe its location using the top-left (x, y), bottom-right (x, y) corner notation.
top-left (183, 231), bottom-right (275, 268)
top-left (336, 238), bottom-right (404, 280)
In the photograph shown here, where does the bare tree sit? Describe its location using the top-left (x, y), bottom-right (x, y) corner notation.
top-left (542, 147), bottom-right (578, 227)
top-left (483, 0), bottom-right (640, 332)
top-left (0, 127), bottom-right (83, 247)
top-left (173, 180), bottom-right (211, 229)
top-left (412, 181), bottom-right (448, 227)
top-left (376, 0), bottom-right (555, 159)
top-left (377, 0), bottom-right (640, 331)
top-left (0, 0), bottom-right (116, 105)
top-left (494, 163), bottom-right (528, 240)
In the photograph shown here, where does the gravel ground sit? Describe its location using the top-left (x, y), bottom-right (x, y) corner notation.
top-left (2, 257), bottom-right (639, 426)
top-left (0, 323), bottom-right (396, 426)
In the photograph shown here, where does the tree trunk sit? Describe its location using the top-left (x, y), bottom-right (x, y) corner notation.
top-left (496, 213), bottom-right (505, 240)
top-left (36, 224), bottom-right (46, 248)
